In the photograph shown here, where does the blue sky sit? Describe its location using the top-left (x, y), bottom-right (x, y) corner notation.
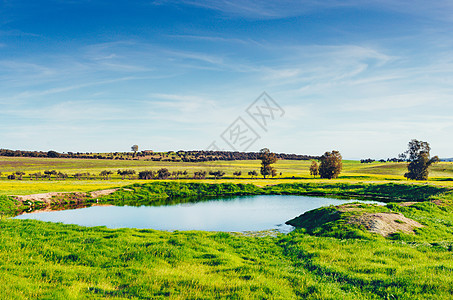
top-left (1, 0), bottom-right (452, 159)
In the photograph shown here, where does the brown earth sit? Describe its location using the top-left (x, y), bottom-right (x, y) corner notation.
top-left (349, 212), bottom-right (423, 237)
top-left (14, 188), bottom-right (118, 204)
top-left (397, 201), bottom-right (417, 207)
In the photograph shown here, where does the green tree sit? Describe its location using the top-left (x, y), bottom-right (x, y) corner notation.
top-left (209, 170), bottom-right (225, 179)
top-left (57, 172), bottom-right (68, 180)
top-left (194, 170), bottom-right (207, 179)
top-left (248, 170), bottom-right (258, 178)
top-left (404, 139), bottom-right (438, 180)
top-left (117, 169), bottom-right (127, 180)
top-left (309, 161), bottom-right (319, 177)
top-left (138, 170), bottom-right (155, 180)
top-left (157, 168), bottom-right (171, 179)
top-left (319, 151), bottom-right (342, 179)
top-left (15, 171), bottom-right (25, 180)
top-left (44, 170), bottom-right (57, 180)
top-left (117, 169), bottom-right (135, 179)
top-left (131, 145), bottom-right (139, 153)
top-left (47, 150), bottom-right (60, 158)
top-left (259, 148), bottom-right (278, 179)
top-left (100, 170), bottom-right (113, 180)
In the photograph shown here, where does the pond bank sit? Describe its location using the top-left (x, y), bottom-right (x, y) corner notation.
top-left (3, 182), bottom-right (451, 217)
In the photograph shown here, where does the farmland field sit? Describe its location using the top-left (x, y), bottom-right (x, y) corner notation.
top-left (1, 157), bottom-right (453, 195)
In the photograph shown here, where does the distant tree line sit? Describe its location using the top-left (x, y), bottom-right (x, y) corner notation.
top-left (360, 158), bottom-right (407, 163)
top-left (174, 150), bottom-right (317, 162)
top-left (0, 168), bottom-right (267, 181)
top-left (0, 148), bottom-right (318, 162)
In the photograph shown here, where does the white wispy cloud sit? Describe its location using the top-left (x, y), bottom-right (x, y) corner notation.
top-left (148, 93), bottom-right (216, 112)
top-left (0, 77), bottom-right (141, 102)
top-left (167, 34), bottom-right (254, 45)
top-left (0, 29), bottom-right (41, 37)
top-left (171, 0), bottom-right (453, 21)
top-left (2, 101), bottom-right (127, 122)
top-left (171, 0), bottom-right (348, 19)
top-left (341, 92), bottom-right (449, 112)
top-left (164, 49), bottom-right (225, 65)
top-left (0, 60), bottom-right (56, 77)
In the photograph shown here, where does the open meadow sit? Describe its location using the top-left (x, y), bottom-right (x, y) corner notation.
top-left (1, 157), bottom-right (453, 299)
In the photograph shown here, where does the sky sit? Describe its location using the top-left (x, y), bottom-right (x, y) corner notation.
top-left (1, 0), bottom-right (453, 159)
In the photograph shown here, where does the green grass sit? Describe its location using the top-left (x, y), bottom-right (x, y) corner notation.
top-left (2, 157), bottom-right (453, 298)
top-left (0, 195), bottom-right (23, 217)
top-left (101, 181), bottom-right (449, 206)
top-left (3, 193), bottom-right (453, 299)
top-left (0, 219), bottom-right (374, 299)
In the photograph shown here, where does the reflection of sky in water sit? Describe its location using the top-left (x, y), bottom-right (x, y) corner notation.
top-left (14, 195), bottom-right (384, 232)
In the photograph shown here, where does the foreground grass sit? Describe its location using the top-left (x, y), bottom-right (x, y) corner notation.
top-left (2, 180), bottom-right (453, 298)
top-left (2, 202), bottom-right (453, 299)
top-left (1, 219), bottom-right (373, 299)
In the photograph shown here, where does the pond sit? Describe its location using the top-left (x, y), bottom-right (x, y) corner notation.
top-left (14, 195), bottom-right (385, 233)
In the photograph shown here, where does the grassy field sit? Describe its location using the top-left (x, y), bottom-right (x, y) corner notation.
top-left (2, 157), bottom-right (453, 299)
top-left (1, 157), bottom-right (453, 195)
top-left (2, 185), bottom-right (453, 299)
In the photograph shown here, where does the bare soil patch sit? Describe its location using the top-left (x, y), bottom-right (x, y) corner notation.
top-left (90, 189), bottom-right (118, 198)
top-left (349, 212), bottom-right (423, 237)
top-left (14, 188), bottom-right (118, 204)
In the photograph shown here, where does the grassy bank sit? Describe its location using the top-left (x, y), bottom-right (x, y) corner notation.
top-left (0, 195), bottom-right (26, 217)
top-left (97, 182), bottom-right (450, 206)
top-left (9, 181), bottom-right (450, 214)
top-left (7, 181), bottom-right (451, 217)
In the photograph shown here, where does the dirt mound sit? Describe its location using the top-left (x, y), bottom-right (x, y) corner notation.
top-left (90, 189), bottom-right (118, 198)
top-left (15, 192), bottom-right (61, 204)
top-left (14, 189), bottom-right (118, 204)
top-left (349, 212), bottom-right (423, 237)
top-left (397, 202), bottom-right (417, 207)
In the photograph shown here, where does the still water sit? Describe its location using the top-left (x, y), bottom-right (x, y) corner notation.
top-left (14, 195), bottom-right (384, 232)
